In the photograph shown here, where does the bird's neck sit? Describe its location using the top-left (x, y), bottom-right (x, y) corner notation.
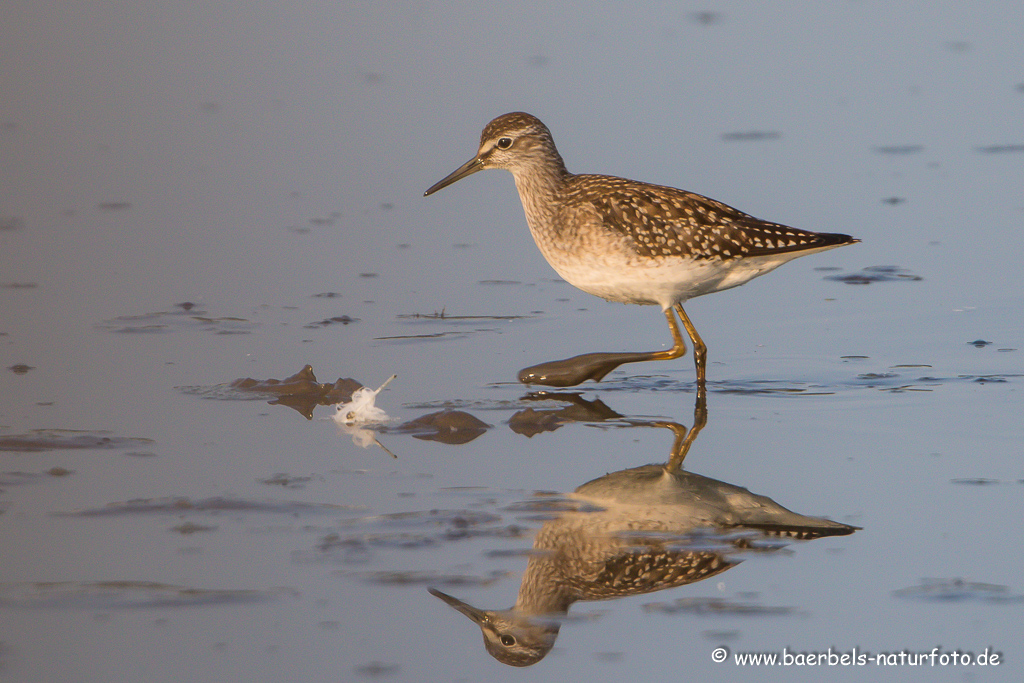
top-left (514, 553), bottom-right (575, 615)
top-left (511, 158), bottom-right (569, 238)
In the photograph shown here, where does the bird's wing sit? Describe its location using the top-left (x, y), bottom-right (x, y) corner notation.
top-left (579, 177), bottom-right (853, 259)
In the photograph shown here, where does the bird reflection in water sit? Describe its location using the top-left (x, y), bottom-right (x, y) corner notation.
top-left (429, 392), bottom-right (857, 666)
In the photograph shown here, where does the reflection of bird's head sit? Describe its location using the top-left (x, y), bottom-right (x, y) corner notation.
top-left (428, 588), bottom-right (559, 667)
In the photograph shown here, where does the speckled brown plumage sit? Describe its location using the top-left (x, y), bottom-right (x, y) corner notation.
top-left (579, 177), bottom-right (853, 260)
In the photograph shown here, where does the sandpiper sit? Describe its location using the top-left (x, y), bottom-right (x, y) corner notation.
top-left (425, 112), bottom-right (858, 387)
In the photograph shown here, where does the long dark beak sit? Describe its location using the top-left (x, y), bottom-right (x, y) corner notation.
top-left (428, 587), bottom-right (488, 625)
top-left (424, 156), bottom-right (484, 196)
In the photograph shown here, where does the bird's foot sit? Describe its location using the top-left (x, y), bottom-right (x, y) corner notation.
top-left (518, 351), bottom-right (661, 387)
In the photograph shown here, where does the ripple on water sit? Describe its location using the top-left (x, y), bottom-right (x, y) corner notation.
top-left (96, 302), bottom-right (257, 334)
top-left (823, 265), bottom-right (923, 284)
top-left (0, 581), bottom-right (297, 610)
top-left (893, 578), bottom-right (1024, 604)
top-left (0, 430), bottom-right (153, 453)
top-left (59, 496), bottom-right (362, 518)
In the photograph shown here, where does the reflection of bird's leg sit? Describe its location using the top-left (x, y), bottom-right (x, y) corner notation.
top-left (664, 389), bottom-right (708, 473)
top-left (674, 304), bottom-right (707, 386)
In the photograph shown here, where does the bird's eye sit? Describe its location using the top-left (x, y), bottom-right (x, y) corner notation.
top-left (499, 634), bottom-right (516, 646)
top-left (496, 137), bottom-right (513, 150)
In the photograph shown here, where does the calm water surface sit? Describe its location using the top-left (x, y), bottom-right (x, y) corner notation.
top-left (2, 2), bottom-right (1022, 682)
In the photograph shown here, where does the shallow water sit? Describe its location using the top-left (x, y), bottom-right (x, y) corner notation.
top-left (2, 2), bottom-right (1023, 682)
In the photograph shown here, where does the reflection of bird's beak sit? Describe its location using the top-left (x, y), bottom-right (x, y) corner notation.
top-left (428, 587), bottom-right (488, 625)
top-left (424, 156), bottom-right (484, 196)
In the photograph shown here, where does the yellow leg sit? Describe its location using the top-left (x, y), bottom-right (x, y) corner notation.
top-left (518, 306), bottom-right (707, 387)
top-left (674, 304), bottom-right (707, 385)
top-left (650, 307), bottom-right (688, 361)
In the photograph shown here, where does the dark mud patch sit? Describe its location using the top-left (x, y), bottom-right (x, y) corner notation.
top-left (180, 365), bottom-right (363, 419)
top-left (0, 581), bottom-right (297, 610)
top-left (388, 410), bottom-right (491, 444)
top-left (228, 365), bottom-right (361, 402)
top-left (304, 315), bottom-right (360, 328)
top-left (0, 430), bottom-right (153, 453)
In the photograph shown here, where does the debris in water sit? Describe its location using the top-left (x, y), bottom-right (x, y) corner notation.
top-left (333, 375), bottom-right (398, 458)
top-left (334, 375), bottom-right (396, 425)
